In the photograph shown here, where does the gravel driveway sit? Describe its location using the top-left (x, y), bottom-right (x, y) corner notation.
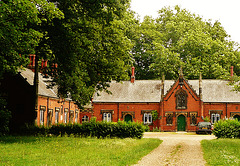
top-left (134, 132), bottom-right (216, 166)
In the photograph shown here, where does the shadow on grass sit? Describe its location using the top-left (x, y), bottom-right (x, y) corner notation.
top-left (0, 136), bottom-right (44, 144)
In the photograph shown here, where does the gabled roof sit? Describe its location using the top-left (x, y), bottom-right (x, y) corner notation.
top-left (93, 79), bottom-right (240, 103)
top-left (19, 68), bottom-right (58, 98)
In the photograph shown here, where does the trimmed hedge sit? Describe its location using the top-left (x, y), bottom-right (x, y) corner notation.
top-left (19, 120), bottom-right (146, 139)
top-left (213, 119), bottom-right (240, 138)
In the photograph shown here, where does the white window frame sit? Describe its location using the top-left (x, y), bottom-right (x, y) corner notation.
top-left (40, 110), bottom-right (44, 125)
top-left (82, 115), bottom-right (89, 123)
top-left (75, 112), bottom-right (78, 123)
top-left (55, 111), bottom-right (59, 124)
top-left (103, 112), bottom-right (112, 122)
top-left (211, 113), bottom-right (220, 124)
top-left (144, 113), bottom-right (152, 124)
top-left (64, 111), bottom-right (68, 123)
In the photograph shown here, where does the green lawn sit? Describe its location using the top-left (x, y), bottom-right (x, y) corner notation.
top-left (0, 136), bottom-right (161, 166)
top-left (202, 139), bottom-right (240, 166)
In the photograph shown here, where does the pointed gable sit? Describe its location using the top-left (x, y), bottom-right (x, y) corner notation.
top-left (163, 77), bottom-right (200, 102)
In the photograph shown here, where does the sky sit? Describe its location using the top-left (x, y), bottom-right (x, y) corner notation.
top-left (130, 0), bottom-right (240, 44)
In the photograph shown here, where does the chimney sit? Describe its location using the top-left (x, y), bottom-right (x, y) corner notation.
top-left (161, 74), bottom-right (165, 101)
top-left (230, 66), bottom-right (234, 77)
top-left (199, 72), bottom-right (202, 100)
top-left (131, 67), bottom-right (135, 83)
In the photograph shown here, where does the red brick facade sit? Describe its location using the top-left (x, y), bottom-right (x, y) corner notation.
top-left (92, 74), bottom-right (240, 132)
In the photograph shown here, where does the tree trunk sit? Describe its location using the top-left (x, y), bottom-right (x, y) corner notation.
top-left (33, 54), bottom-right (39, 124)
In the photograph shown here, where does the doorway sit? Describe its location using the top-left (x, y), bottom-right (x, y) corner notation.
top-left (124, 114), bottom-right (133, 122)
top-left (177, 115), bottom-right (186, 131)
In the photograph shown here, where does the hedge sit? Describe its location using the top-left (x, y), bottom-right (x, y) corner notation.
top-left (19, 120), bottom-right (146, 139)
top-left (213, 119), bottom-right (240, 138)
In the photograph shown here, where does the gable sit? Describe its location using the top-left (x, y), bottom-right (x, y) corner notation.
top-left (164, 78), bottom-right (200, 102)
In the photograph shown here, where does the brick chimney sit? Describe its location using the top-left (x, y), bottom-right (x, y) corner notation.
top-left (131, 67), bottom-right (135, 83)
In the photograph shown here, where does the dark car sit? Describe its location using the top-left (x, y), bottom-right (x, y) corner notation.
top-left (196, 122), bottom-right (212, 134)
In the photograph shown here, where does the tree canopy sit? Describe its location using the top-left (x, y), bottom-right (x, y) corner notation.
top-left (0, 0), bottom-right (63, 78)
top-left (132, 6), bottom-right (240, 80)
top-left (43, 0), bottom-right (135, 107)
top-left (1, 0), bottom-right (136, 107)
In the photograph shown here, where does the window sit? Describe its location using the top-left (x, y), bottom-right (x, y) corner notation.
top-left (82, 115), bottom-right (89, 123)
top-left (39, 106), bottom-right (46, 125)
top-left (64, 111), bottom-right (68, 123)
top-left (144, 113), bottom-right (152, 124)
top-left (40, 110), bottom-right (44, 125)
top-left (166, 113), bottom-right (173, 125)
top-left (75, 111), bottom-right (78, 123)
top-left (69, 111), bottom-right (74, 123)
top-left (103, 112), bottom-right (112, 122)
top-left (55, 111), bottom-right (59, 124)
top-left (175, 90), bottom-right (188, 109)
top-left (190, 112), bottom-right (197, 125)
top-left (211, 113), bottom-right (220, 123)
top-left (101, 110), bottom-right (113, 122)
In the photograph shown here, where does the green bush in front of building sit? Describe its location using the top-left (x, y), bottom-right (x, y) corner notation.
top-left (20, 119), bottom-right (145, 139)
top-left (213, 119), bottom-right (240, 138)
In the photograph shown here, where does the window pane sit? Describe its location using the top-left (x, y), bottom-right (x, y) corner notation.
top-left (40, 110), bottom-right (44, 125)
top-left (55, 112), bottom-right (59, 123)
top-left (149, 114), bottom-right (152, 123)
top-left (216, 114), bottom-right (220, 122)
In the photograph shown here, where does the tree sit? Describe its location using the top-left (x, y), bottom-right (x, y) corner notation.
top-left (1, 0), bottom-right (136, 109)
top-left (132, 6), bottom-right (240, 80)
top-left (0, 0), bottom-right (63, 78)
top-left (42, 0), bottom-right (135, 107)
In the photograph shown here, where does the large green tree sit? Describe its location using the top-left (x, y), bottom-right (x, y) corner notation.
top-left (42, 0), bottom-right (135, 107)
top-left (1, 0), bottom-right (136, 107)
top-left (0, 0), bottom-right (63, 78)
top-left (132, 6), bottom-right (240, 80)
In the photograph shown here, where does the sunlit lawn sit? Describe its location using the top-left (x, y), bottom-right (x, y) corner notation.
top-left (202, 139), bottom-right (240, 166)
top-left (0, 136), bottom-right (161, 166)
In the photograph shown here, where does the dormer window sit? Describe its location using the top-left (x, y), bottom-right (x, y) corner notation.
top-left (175, 89), bottom-right (188, 109)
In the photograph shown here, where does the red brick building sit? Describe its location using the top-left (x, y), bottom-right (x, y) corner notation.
top-left (92, 67), bottom-right (240, 131)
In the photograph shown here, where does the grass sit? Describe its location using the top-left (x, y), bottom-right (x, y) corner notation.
top-left (0, 136), bottom-right (162, 166)
top-left (201, 139), bottom-right (240, 166)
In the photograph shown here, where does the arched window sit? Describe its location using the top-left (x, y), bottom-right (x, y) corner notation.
top-left (82, 115), bottom-right (89, 123)
top-left (175, 89), bottom-right (188, 109)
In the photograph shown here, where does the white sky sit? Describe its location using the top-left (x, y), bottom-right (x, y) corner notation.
top-left (130, 0), bottom-right (240, 44)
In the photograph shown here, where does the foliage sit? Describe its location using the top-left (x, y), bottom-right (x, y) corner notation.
top-left (0, 0), bottom-right (63, 79)
top-left (203, 116), bottom-right (211, 122)
top-left (0, 136), bottom-right (162, 166)
top-left (152, 110), bottom-right (159, 121)
top-left (1, 0), bottom-right (137, 108)
top-left (0, 98), bottom-right (11, 136)
top-left (212, 119), bottom-right (240, 138)
top-left (132, 6), bottom-right (240, 80)
top-left (202, 139), bottom-right (240, 166)
top-left (152, 127), bottom-right (161, 132)
top-left (19, 120), bottom-right (145, 139)
top-left (44, 0), bottom-right (135, 107)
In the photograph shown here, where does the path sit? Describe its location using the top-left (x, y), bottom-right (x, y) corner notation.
top-left (133, 132), bottom-right (216, 166)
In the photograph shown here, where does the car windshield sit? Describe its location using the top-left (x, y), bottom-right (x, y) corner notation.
top-left (198, 122), bottom-right (211, 127)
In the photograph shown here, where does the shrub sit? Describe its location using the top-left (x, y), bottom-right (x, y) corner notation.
top-left (203, 116), bottom-right (211, 122)
top-left (213, 119), bottom-right (240, 138)
top-left (20, 120), bottom-right (145, 139)
top-left (152, 127), bottom-right (161, 132)
top-left (152, 110), bottom-right (158, 121)
top-left (0, 98), bottom-right (11, 136)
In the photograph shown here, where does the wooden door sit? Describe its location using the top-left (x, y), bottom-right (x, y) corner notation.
top-left (177, 115), bottom-right (186, 131)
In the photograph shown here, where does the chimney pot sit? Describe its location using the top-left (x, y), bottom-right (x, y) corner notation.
top-left (131, 67), bottom-right (135, 83)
